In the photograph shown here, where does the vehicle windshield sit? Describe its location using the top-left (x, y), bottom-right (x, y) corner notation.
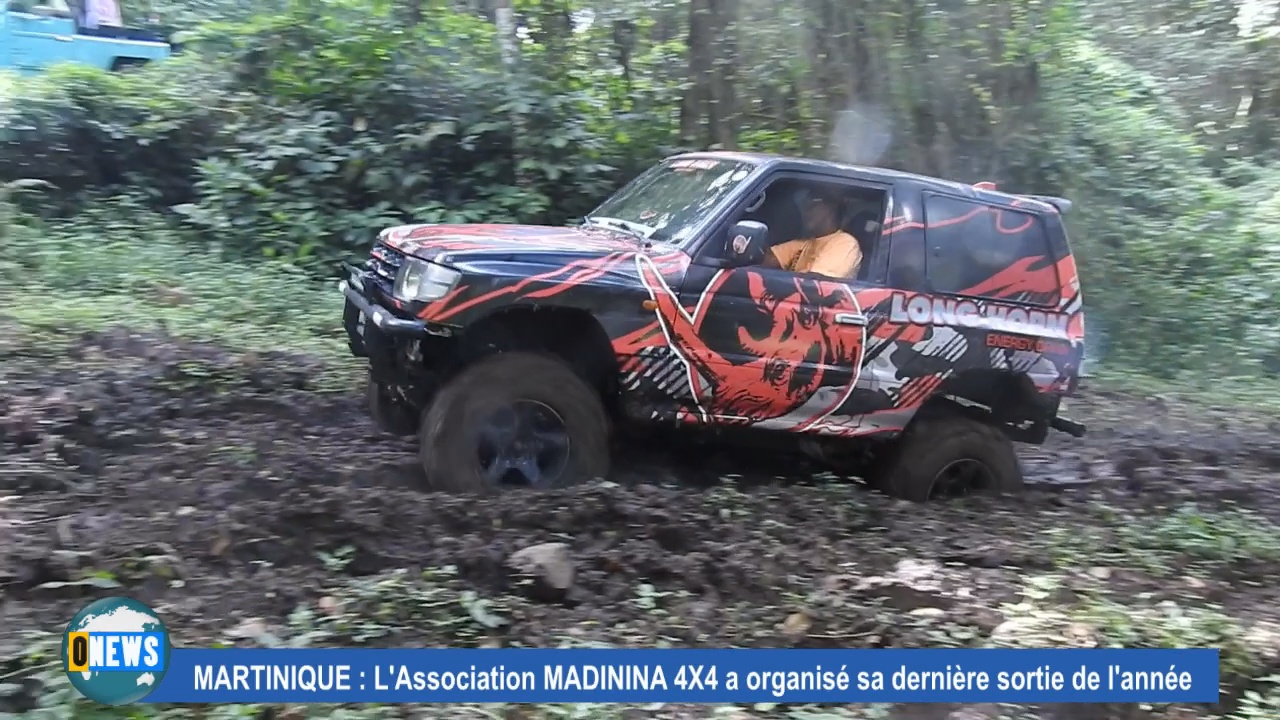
top-left (586, 157), bottom-right (757, 245)
top-left (8, 0), bottom-right (73, 15)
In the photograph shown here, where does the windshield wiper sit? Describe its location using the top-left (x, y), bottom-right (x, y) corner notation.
top-left (584, 215), bottom-right (654, 243)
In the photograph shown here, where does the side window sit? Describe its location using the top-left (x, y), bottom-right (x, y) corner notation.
top-left (887, 234), bottom-right (928, 291)
top-left (923, 194), bottom-right (1057, 303)
top-left (712, 176), bottom-right (886, 282)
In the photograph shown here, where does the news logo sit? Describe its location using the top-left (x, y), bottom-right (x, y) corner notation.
top-left (62, 597), bottom-right (171, 705)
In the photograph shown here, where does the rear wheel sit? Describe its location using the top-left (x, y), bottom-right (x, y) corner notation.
top-left (419, 352), bottom-right (610, 493)
top-left (869, 413), bottom-right (1023, 502)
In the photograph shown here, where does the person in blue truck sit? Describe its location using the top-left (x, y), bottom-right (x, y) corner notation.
top-left (77, 0), bottom-right (121, 33)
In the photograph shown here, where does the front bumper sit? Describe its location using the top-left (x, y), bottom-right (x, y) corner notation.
top-left (339, 263), bottom-right (455, 367)
top-left (339, 263), bottom-right (430, 339)
top-left (340, 263), bottom-right (456, 404)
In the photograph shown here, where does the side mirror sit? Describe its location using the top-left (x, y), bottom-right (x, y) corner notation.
top-left (723, 220), bottom-right (768, 267)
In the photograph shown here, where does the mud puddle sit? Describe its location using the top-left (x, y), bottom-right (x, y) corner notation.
top-left (3, 330), bottom-right (1279, 670)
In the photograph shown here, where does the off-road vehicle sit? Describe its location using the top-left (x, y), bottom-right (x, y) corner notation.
top-left (340, 152), bottom-right (1087, 501)
top-left (2, 1), bottom-right (170, 74)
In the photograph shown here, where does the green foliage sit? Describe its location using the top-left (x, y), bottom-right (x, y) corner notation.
top-left (0, 0), bottom-right (1277, 378)
top-left (0, 194), bottom-right (348, 367)
top-left (1233, 677), bottom-right (1280, 720)
top-left (161, 0), bottom-right (632, 266)
top-left (1, 0), bottom-right (640, 269)
top-left (1039, 39), bottom-right (1280, 376)
top-left (0, 57), bottom-right (233, 207)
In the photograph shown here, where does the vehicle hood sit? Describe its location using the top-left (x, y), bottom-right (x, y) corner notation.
top-left (379, 223), bottom-right (684, 263)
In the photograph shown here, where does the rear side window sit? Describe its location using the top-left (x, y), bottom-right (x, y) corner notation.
top-left (923, 194), bottom-right (1059, 305)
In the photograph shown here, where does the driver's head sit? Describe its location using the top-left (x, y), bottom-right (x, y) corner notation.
top-left (802, 190), bottom-right (840, 238)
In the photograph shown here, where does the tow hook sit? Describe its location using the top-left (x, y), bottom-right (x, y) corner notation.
top-left (1050, 416), bottom-right (1087, 438)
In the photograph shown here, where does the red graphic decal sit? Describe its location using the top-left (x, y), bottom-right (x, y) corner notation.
top-left (634, 256), bottom-right (865, 427)
top-left (960, 255), bottom-right (1060, 304)
top-left (383, 223), bottom-right (653, 259)
top-left (420, 253), bottom-right (633, 323)
top-left (612, 321), bottom-right (664, 355)
top-left (896, 373), bottom-right (946, 410)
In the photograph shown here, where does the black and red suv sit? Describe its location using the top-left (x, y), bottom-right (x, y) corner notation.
top-left (340, 152), bottom-right (1087, 501)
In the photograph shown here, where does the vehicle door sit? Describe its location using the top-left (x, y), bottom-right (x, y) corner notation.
top-left (668, 171), bottom-right (888, 432)
top-left (6, 10), bottom-right (74, 72)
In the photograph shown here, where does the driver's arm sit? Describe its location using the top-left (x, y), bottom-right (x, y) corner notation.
top-left (765, 240), bottom-right (805, 271)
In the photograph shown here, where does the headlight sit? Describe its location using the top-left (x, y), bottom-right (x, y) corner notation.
top-left (394, 258), bottom-right (461, 302)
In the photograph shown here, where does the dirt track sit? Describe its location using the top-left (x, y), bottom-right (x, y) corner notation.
top-left (4, 330), bottom-right (1280, 712)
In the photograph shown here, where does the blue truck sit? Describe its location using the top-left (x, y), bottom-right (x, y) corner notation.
top-left (1, 0), bottom-right (169, 74)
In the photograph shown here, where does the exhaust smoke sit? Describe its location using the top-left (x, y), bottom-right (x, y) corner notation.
top-left (828, 103), bottom-right (893, 167)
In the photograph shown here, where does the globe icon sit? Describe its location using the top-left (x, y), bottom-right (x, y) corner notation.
top-left (62, 597), bottom-right (171, 705)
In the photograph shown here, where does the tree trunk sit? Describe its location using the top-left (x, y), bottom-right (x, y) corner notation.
top-left (680, 0), bottom-right (712, 145)
top-left (708, 0), bottom-right (738, 148)
top-left (402, 0), bottom-right (422, 26)
top-left (494, 0), bottom-right (530, 186)
top-left (613, 19), bottom-right (636, 92)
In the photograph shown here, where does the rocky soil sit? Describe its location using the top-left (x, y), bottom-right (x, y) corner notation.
top-left (3, 329), bottom-right (1279, 718)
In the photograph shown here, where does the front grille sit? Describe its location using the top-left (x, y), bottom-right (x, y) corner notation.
top-left (366, 243), bottom-right (405, 285)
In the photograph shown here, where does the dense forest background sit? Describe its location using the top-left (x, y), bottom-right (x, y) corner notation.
top-left (2, 0), bottom-right (1278, 380)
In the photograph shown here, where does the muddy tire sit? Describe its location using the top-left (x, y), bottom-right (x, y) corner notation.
top-left (366, 375), bottom-right (419, 436)
top-left (869, 414), bottom-right (1023, 502)
top-left (419, 352), bottom-right (610, 493)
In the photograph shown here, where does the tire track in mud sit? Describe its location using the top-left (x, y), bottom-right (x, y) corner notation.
top-left (3, 331), bottom-right (1280, 652)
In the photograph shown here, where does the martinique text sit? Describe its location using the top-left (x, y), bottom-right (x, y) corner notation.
top-left (195, 664), bottom-right (352, 691)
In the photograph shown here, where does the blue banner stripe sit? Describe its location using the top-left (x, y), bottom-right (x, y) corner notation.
top-left (140, 648), bottom-right (1220, 704)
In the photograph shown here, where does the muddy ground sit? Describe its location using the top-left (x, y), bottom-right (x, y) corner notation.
top-left (3, 329), bottom-right (1280, 717)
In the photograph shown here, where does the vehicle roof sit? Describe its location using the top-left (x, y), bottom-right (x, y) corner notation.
top-left (669, 150), bottom-right (1067, 215)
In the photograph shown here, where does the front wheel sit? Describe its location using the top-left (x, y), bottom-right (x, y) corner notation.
top-left (418, 352), bottom-right (610, 493)
top-left (869, 414), bottom-right (1023, 502)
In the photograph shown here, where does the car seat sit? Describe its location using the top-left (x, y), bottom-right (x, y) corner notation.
top-left (842, 207), bottom-right (882, 278)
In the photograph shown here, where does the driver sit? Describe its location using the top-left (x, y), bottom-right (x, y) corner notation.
top-left (762, 190), bottom-right (863, 279)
